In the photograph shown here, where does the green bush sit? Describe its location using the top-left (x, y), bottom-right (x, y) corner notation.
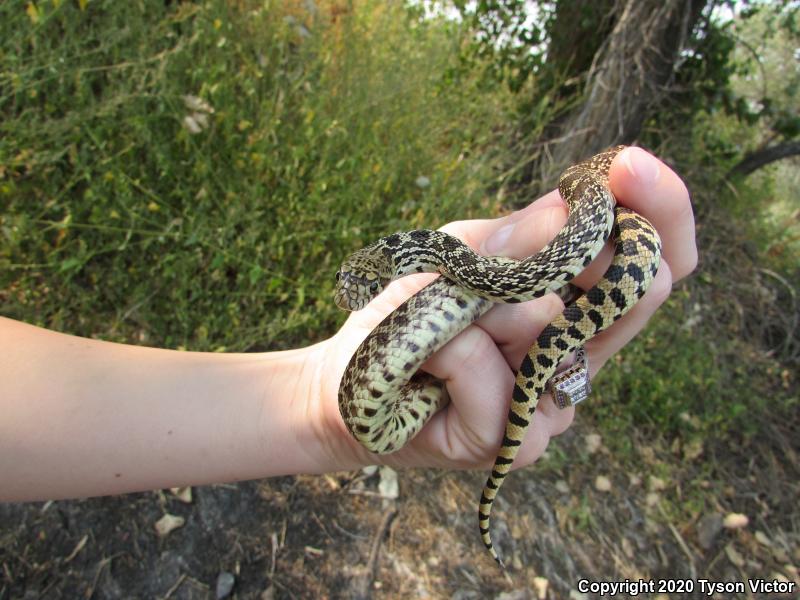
top-left (1, 0), bottom-right (795, 443)
top-left (1, 0), bottom-right (512, 350)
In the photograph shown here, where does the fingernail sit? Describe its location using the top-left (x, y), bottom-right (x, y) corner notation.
top-left (622, 147), bottom-right (661, 185)
top-left (482, 223), bottom-right (514, 255)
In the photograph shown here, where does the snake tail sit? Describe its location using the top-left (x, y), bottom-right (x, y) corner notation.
top-left (478, 207), bottom-right (662, 566)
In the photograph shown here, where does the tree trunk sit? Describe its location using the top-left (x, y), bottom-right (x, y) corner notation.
top-left (545, 0), bottom-right (616, 91)
top-left (728, 140), bottom-right (800, 177)
top-left (535, 0), bottom-right (707, 189)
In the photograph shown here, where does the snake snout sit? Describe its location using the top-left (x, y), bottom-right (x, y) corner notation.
top-left (333, 286), bottom-right (362, 311)
top-left (333, 272), bottom-right (385, 311)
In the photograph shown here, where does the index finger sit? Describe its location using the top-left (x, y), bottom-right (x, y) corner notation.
top-left (610, 147), bottom-right (697, 281)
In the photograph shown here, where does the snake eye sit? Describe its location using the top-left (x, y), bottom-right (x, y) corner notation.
top-left (335, 271), bottom-right (341, 281)
top-left (370, 282), bottom-right (379, 293)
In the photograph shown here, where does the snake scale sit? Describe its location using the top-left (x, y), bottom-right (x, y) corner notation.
top-left (334, 147), bottom-right (662, 566)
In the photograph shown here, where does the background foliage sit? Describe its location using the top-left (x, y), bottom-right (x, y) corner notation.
top-left (1, 1), bottom-right (798, 596)
top-left (1, 0), bottom-right (797, 458)
top-left (1, 0), bottom-right (516, 351)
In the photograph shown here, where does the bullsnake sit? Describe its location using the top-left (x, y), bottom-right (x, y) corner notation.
top-left (334, 147), bottom-right (662, 566)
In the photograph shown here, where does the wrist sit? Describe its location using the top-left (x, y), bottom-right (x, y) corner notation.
top-left (277, 337), bottom-right (372, 475)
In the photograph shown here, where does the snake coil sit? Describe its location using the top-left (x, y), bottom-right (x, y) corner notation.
top-left (335, 147), bottom-right (662, 566)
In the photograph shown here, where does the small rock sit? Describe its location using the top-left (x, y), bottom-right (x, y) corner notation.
top-left (154, 514), bottom-right (185, 537)
top-left (594, 475), bottom-right (612, 492)
top-left (555, 480), bottom-right (570, 494)
top-left (215, 572), bottom-right (235, 599)
top-left (628, 473), bottom-right (642, 487)
top-left (696, 513), bottom-right (723, 550)
top-left (723, 512), bottom-right (749, 529)
top-left (648, 476), bottom-right (667, 492)
top-left (362, 465), bottom-right (378, 476)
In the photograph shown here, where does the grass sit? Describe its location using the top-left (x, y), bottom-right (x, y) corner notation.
top-left (1, 0), bottom-right (512, 350)
top-left (1, 0), bottom-right (797, 443)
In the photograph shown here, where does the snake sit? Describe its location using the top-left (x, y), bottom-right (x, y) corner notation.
top-left (334, 147), bottom-right (662, 567)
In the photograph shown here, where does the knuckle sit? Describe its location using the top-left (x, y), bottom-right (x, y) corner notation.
top-left (448, 325), bottom-right (495, 372)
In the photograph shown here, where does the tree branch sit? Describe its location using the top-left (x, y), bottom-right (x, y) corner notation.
top-left (728, 140), bottom-right (800, 177)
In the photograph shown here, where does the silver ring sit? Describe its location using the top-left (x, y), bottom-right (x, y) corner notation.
top-left (549, 346), bottom-right (591, 409)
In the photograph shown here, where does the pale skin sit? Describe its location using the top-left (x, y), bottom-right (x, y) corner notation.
top-left (0, 147), bottom-right (697, 502)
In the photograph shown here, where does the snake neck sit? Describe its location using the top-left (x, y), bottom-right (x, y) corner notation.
top-left (557, 145), bottom-right (623, 209)
top-left (381, 230), bottom-right (454, 279)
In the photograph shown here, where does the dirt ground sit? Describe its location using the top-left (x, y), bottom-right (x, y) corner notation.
top-left (2, 412), bottom-right (798, 600)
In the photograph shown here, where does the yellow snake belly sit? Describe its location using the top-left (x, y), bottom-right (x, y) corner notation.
top-left (334, 147), bottom-right (662, 566)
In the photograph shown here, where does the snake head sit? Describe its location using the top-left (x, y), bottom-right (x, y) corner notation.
top-left (334, 249), bottom-right (392, 311)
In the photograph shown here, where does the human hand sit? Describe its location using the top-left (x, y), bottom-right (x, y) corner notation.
top-left (310, 147), bottom-right (696, 472)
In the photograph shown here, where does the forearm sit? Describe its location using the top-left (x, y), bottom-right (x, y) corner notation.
top-left (0, 317), bottom-right (350, 502)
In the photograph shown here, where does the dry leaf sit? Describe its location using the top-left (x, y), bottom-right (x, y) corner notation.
top-left (584, 433), bottom-right (602, 454)
top-left (378, 466), bottom-right (399, 500)
top-left (181, 95), bottom-right (214, 114)
top-left (645, 492), bottom-right (661, 507)
top-left (183, 115), bottom-right (203, 134)
top-left (170, 487), bottom-right (192, 504)
top-left (754, 530), bottom-right (772, 547)
top-left (533, 576), bottom-right (549, 600)
top-left (622, 536), bottom-right (634, 559)
top-left (26, 2), bottom-right (40, 23)
top-left (155, 513), bottom-right (185, 537)
top-left (725, 544), bottom-right (745, 567)
top-left (723, 513), bottom-right (749, 529)
top-left (595, 475), bottom-right (612, 492)
top-left (683, 438), bottom-right (704, 460)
